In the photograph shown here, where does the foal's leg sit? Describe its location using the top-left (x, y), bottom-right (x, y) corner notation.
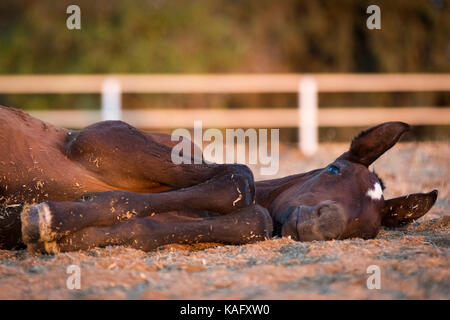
top-left (21, 172), bottom-right (255, 245)
top-left (64, 120), bottom-right (255, 211)
top-left (66, 120), bottom-right (254, 203)
top-left (27, 205), bottom-right (273, 253)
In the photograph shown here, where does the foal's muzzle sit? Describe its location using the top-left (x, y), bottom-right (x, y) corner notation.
top-left (281, 201), bottom-right (347, 241)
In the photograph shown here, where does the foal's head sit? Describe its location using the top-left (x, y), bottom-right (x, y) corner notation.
top-left (271, 122), bottom-right (438, 241)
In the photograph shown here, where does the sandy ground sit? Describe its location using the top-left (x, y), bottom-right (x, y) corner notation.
top-left (0, 142), bottom-right (448, 299)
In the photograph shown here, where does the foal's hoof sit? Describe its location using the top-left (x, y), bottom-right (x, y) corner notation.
top-left (25, 241), bottom-right (46, 254)
top-left (21, 203), bottom-right (55, 244)
top-left (239, 204), bottom-right (273, 242)
top-left (25, 240), bottom-right (60, 254)
top-left (256, 205), bottom-right (274, 240)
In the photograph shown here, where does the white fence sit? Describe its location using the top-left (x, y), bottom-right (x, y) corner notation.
top-left (0, 74), bottom-right (449, 155)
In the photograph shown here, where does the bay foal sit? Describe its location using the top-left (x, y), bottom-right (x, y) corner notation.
top-left (0, 106), bottom-right (438, 253)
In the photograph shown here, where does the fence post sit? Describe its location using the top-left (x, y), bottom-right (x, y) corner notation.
top-left (298, 76), bottom-right (318, 155)
top-left (101, 77), bottom-right (122, 121)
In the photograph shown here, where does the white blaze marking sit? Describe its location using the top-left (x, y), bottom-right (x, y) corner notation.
top-left (367, 182), bottom-right (383, 200)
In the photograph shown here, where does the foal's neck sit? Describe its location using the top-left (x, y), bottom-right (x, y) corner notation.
top-left (255, 169), bottom-right (320, 209)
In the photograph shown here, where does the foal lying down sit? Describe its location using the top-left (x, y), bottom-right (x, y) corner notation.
top-left (0, 106), bottom-right (438, 253)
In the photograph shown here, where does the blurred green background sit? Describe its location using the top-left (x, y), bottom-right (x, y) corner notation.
top-left (0, 0), bottom-right (449, 140)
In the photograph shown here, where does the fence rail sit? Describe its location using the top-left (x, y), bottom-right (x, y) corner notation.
top-left (1, 74), bottom-right (450, 93)
top-left (0, 73), bottom-right (449, 155)
top-left (27, 107), bottom-right (450, 129)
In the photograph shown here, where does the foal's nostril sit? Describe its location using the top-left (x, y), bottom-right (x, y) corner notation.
top-left (314, 202), bottom-right (346, 240)
top-left (316, 207), bottom-right (323, 217)
top-left (294, 201), bottom-right (347, 242)
top-left (315, 201), bottom-right (340, 218)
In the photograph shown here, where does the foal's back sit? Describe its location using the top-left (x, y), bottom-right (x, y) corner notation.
top-left (0, 106), bottom-right (169, 204)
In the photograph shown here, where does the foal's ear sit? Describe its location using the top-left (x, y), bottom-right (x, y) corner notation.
top-left (338, 122), bottom-right (410, 167)
top-left (381, 190), bottom-right (438, 228)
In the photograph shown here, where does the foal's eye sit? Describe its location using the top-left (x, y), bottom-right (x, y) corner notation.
top-left (328, 165), bottom-right (340, 175)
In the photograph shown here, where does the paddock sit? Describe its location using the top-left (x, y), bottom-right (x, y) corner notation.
top-left (0, 141), bottom-right (448, 299)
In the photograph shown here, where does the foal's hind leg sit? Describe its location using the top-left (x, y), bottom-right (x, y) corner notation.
top-left (65, 120), bottom-right (255, 213)
top-left (66, 120), bottom-right (252, 189)
top-left (27, 205), bottom-right (273, 253)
